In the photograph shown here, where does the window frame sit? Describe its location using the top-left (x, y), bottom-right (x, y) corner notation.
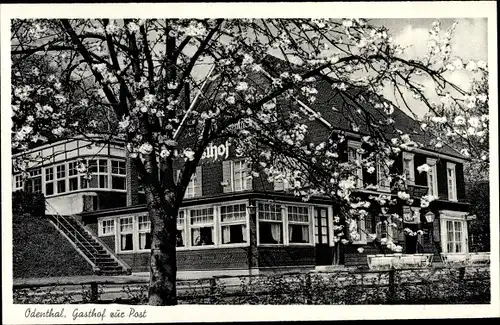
top-left (286, 205), bottom-right (312, 245)
top-left (14, 174), bottom-right (24, 191)
top-left (68, 161), bottom-right (79, 192)
top-left (219, 203), bottom-right (249, 246)
top-left (137, 214), bottom-right (152, 252)
top-left (440, 211), bottom-right (468, 254)
top-left (347, 140), bottom-right (363, 188)
top-left (176, 209), bottom-right (187, 250)
top-left (118, 216), bottom-right (135, 253)
top-left (111, 159), bottom-right (127, 190)
top-left (376, 160), bottom-right (391, 192)
top-left (426, 158), bottom-right (438, 198)
top-left (446, 162), bottom-right (457, 201)
top-left (257, 201), bottom-right (285, 246)
top-left (99, 218), bottom-right (115, 236)
top-left (189, 206), bottom-right (216, 247)
top-left (402, 152), bottom-right (415, 185)
top-left (231, 159), bottom-right (250, 192)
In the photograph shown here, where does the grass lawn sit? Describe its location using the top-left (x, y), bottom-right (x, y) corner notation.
top-left (13, 213), bottom-right (94, 278)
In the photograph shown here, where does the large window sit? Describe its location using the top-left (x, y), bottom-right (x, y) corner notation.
top-left (190, 207), bottom-right (214, 246)
top-left (26, 168), bottom-right (42, 193)
top-left (258, 203), bottom-right (283, 244)
top-left (45, 167), bottom-right (54, 195)
top-left (347, 141), bottom-right (363, 188)
top-left (138, 215), bottom-right (151, 250)
top-left (426, 158), bottom-right (438, 198)
top-left (220, 204), bottom-right (247, 244)
top-left (111, 160), bottom-right (126, 190)
top-left (68, 161), bottom-right (79, 191)
top-left (177, 210), bottom-right (186, 247)
top-left (287, 206), bottom-right (310, 244)
top-left (119, 217), bottom-right (134, 251)
top-left (445, 220), bottom-right (464, 253)
top-left (403, 152), bottom-right (415, 184)
top-left (447, 162), bottom-right (457, 201)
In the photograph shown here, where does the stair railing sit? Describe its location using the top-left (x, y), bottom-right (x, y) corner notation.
top-left (46, 202), bottom-right (99, 264)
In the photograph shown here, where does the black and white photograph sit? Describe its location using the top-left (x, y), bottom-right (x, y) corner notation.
top-left (1, 1), bottom-right (498, 323)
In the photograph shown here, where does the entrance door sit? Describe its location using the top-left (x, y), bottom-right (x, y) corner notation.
top-left (314, 207), bottom-right (333, 265)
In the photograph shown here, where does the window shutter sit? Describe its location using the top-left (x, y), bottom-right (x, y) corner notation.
top-left (246, 162), bottom-right (253, 190)
top-left (222, 160), bottom-right (233, 193)
top-left (194, 166), bottom-right (202, 197)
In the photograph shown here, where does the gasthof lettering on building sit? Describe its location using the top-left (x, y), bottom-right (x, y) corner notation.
top-left (12, 80), bottom-right (472, 277)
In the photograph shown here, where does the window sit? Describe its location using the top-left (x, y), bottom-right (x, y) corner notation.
top-left (447, 163), bottom-right (457, 201)
top-left (287, 206), bottom-right (310, 244)
top-left (426, 158), bottom-right (438, 198)
top-left (26, 168), bottom-right (42, 193)
top-left (377, 161), bottom-right (391, 191)
top-left (100, 219), bottom-right (115, 236)
top-left (233, 160), bottom-right (250, 192)
top-left (119, 217), bottom-right (134, 251)
top-left (45, 167), bottom-right (54, 195)
top-left (178, 166), bottom-right (202, 198)
top-left (68, 161), bottom-right (79, 191)
top-left (177, 210), bottom-right (186, 247)
top-left (190, 208), bottom-right (214, 246)
top-left (56, 164), bottom-right (66, 193)
top-left (220, 204), bottom-right (247, 244)
top-left (350, 217), bottom-right (367, 244)
top-left (314, 208), bottom-right (329, 245)
top-left (403, 152), bottom-right (415, 184)
top-left (138, 215), bottom-right (151, 250)
top-left (14, 174), bottom-right (23, 190)
top-left (111, 160), bottom-right (126, 190)
top-left (88, 159), bottom-right (108, 189)
top-left (348, 141), bottom-right (363, 188)
top-left (446, 220), bottom-right (464, 253)
top-left (258, 202), bottom-right (283, 244)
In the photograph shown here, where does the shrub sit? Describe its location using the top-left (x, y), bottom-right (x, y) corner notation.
top-left (12, 190), bottom-right (45, 218)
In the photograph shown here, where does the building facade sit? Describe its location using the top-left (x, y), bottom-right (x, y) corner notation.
top-left (12, 122), bottom-right (471, 276)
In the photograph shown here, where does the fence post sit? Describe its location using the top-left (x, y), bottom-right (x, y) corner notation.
top-left (209, 277), bottom-right (217, 304)
top-left (304, 273), bottom-right (312, 304)
top-left (387, 269), bottom-right (396, 304)
top-left (90, 282), bottom-right (99, 303)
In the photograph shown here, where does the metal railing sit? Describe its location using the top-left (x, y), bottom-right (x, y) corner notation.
top-left (46, 202), bottom-right (100, 265)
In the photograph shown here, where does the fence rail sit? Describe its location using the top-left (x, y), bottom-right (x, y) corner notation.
top-left (13, 265), bottom-right (490, 305)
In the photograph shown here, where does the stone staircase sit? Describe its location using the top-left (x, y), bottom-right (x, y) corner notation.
top-left (47, 214), bottom-right (131, 275)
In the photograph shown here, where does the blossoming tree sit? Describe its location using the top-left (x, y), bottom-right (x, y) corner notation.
top-left (11, 18), bottom-right (485, 305)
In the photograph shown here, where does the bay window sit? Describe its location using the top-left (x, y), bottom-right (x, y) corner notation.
top-left (119, 216), bottom-right (134, 251)
top-left (220, 203), bottom-right (248, 244)
top-left (447, 162), bottom-right (457, 201)
top-left (258, 202), bottom-right (283, 244)
top-left (190, 207), bottom-right (215, 246)
top-left (138, 215), bottom-right (151, 250)
top-left (426, 158), bottom-right (438, 198)
top-left (287, 206), bottom-right (311, 243)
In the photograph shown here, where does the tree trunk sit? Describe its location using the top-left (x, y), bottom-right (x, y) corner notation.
top-left (146, 189), bottom-right (178, 305)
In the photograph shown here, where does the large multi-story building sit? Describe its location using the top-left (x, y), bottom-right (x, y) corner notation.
top-left (12, 80), bottom-right (472, 277)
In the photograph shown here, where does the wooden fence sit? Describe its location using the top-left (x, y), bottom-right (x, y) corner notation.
top-left (13, 265), bottom-right (490, 305)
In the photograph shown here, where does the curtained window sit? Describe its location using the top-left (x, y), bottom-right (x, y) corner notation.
top-left (221, 204), bottom-right (247, 244)
top-left (190, 208), bottom-right (214, 246)
top-left (288, 206), bottom-right (310, 243)
top-left (258, 202), bottom-right (283, 244)
top-left (177, 210), bottom-right (186, 247)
